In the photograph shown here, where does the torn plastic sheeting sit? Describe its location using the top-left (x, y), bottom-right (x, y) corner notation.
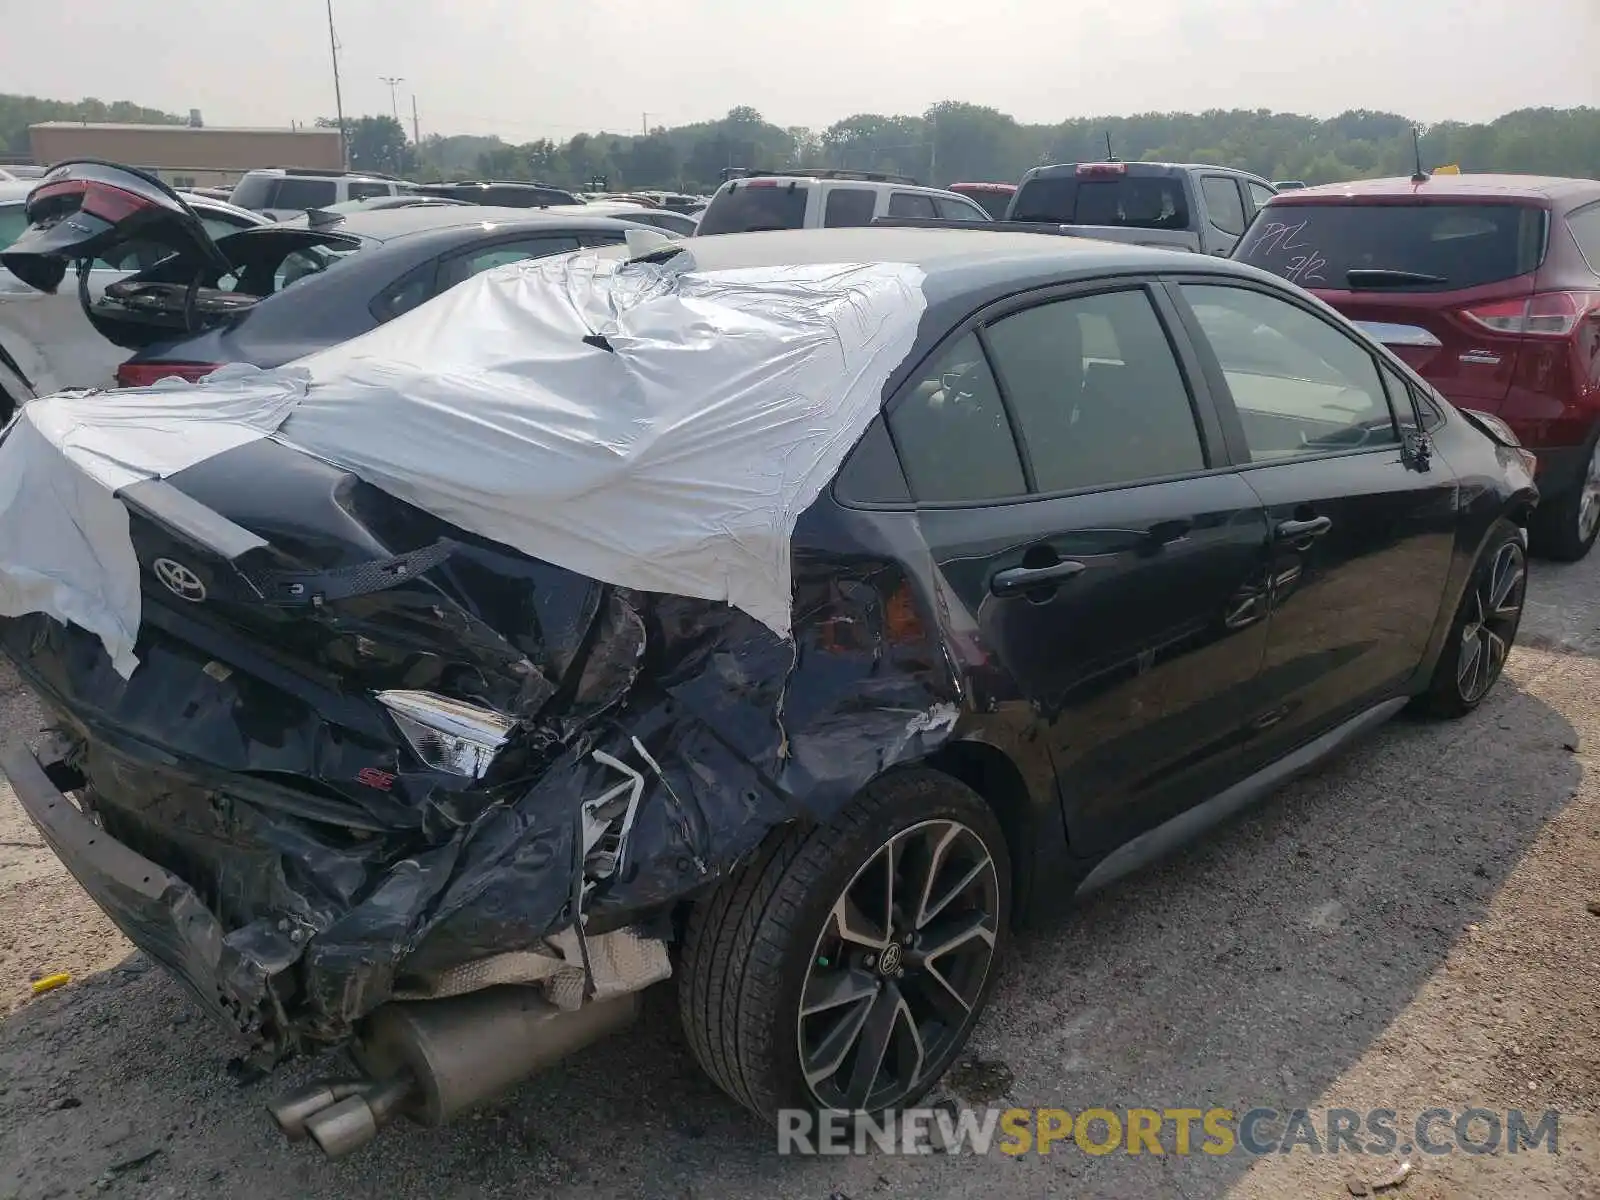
top-left (0, 251), bottom-right (927, 677)
top-left (0, 371), bottom-right (305, 677)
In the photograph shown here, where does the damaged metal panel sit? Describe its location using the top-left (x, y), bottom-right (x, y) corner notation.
top-left (2, 499), bottom-right (960, 1057)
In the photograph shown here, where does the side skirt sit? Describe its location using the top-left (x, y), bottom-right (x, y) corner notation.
top-left (1072, 696), bottom-right (1408, 899)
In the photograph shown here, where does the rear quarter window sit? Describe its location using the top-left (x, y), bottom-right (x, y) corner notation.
top-left (1236, 202), bottom-right (1548, 291)
top-left (228, 174), bottom-right (277, 210)
top-left (698, 183), bottom-right (809, 234)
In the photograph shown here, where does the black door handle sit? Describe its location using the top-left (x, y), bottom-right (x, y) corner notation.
top-left (1274, 515), bottom-right (1333, 542)
top-left (991, 560), bottom-right (1086, 596)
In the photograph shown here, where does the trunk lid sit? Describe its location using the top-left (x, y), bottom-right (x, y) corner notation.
top-left (1234, 198), bottom-right (1548, 411)
top-left (0, 160), bottom-right (360, 350)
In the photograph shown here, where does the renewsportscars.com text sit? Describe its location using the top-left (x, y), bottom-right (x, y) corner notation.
top-left (777, 1106), bottom-right (1561, 1157)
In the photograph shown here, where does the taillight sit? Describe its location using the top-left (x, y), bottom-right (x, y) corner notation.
top-left (1076, 162), bottom-right (1127, 176)
top-left (1461, 291), bottom-right (1600, 338)
top-left (31, 179), bottom-right (156, 224)
top-left (115, 362), bottom-right (221, 388)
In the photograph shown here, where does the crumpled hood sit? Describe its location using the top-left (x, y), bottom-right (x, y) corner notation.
top-left (0, 249), bottom-right (927, 677)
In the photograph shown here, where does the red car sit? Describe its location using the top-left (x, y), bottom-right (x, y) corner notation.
top-left (947, 181), bottom-right (1015, 220)
top-left (1236, 175), bottom-right (1600, 558)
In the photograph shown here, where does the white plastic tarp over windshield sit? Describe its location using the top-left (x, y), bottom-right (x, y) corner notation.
top-left (0, 250), bottom-right (928, 676)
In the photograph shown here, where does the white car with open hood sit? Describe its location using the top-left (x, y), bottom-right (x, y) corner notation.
top-left (0, 169), bottom-right (272, 419)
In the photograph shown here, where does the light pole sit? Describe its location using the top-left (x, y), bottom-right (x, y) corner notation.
top-left (380, 76), bottom-right (405, 124)
top-left (325, 0), bottom-right (346, 169)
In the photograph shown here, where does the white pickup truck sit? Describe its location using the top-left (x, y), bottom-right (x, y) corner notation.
top-left (1004, 160), bottom-right (1279, 256)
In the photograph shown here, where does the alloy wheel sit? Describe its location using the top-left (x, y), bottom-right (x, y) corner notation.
top-left (1456, 540), bottom-right (1526, 704)
top-left (1579, 441), bottom-right (1600, 544)
top-left (797, 818), bottom-right (1001, 1112)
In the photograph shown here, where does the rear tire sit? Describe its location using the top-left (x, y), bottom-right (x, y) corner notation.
top-left (678, 769), bottom-right (1011, 1124)
top-left (1416, 519), bottom-right (1527, 718)
top-left (1529, 433), bottom-right (1600, 561)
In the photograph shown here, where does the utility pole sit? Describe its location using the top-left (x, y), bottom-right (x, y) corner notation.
top-left (642, 112), bottom-right (652, 136)
top-left (325, 0), bottom-right (347, 169)
top-left (380, 76), bottom-right (405, 124)
top-left (411, 94), bottom-right (421, 144)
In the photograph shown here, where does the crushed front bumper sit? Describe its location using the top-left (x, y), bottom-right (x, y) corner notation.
top-left (2, 741), bottom-right (280, 1041)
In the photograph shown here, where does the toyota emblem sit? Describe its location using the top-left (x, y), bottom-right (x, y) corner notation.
top-left (152, 558), bottom-right (207, 602)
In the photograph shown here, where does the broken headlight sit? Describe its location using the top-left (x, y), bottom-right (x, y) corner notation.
top-left (375, 690), bottom-right (515, 779)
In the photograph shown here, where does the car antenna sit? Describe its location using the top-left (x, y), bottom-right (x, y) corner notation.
top-left (1105, 130), bottom-right (1117, 161)
top-left (1410, 127), bottom-right (1429, 184)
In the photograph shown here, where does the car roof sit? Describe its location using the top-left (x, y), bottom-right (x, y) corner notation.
top-left (656, 226), bottom-right (1231, 286)
top-left (0, 180), bottom-right (32, 203)
top-left (273, 205), bottom-right (636, 242)
top-left (1269, 173), bottom-right (1600, 205)
top-left (242, 167), bottom-right (396, 182)
top-left (1024, 161), bottom-right (1269, 181)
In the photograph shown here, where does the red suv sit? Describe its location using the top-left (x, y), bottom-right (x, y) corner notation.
top-left (1236, 175), bottom-right (1600, 558)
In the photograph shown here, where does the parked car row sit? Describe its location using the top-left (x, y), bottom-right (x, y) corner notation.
top-left (0, 148), bottom-right (1582, 1158)
top-left (0, 163), bottom-right (684, 419)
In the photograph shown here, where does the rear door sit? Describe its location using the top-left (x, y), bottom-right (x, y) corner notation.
top-left (1171, 278), bottom-right (1457, 757)
top-left (1234, 200), bottom-right (1548, 412)
top-left (887, 282), bottom-right (1273, 856)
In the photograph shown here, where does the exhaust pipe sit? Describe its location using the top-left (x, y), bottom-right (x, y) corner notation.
top-left (268, 986), bottom-right (639, 1157)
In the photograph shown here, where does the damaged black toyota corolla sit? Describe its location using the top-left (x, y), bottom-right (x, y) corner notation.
top-left (0, 210), bottom-right (1537, 1156)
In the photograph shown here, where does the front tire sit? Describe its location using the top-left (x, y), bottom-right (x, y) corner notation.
top-left (1416, 519), bottom-right (1527, 718)
top-left (678, 769), bottom-right (1011, 1124)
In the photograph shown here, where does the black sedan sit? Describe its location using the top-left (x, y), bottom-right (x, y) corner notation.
top-left (0, 161), bottom-right (674, 387)
top-left (0, 226), bottom-right (1536, 1152)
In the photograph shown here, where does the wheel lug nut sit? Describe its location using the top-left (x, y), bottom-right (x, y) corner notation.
top-left (894, 968), bottom-right (905, 979)
top-left (863, 954), bottom-right (877, 970)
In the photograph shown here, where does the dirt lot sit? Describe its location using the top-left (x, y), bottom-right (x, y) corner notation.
top-left (2, 555), bottom-right (1598, 1199)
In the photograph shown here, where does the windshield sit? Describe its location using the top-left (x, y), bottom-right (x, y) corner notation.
top-left (697, 182), bottom-right (810, 234)
top-left (1011, 173), bottom-right (1190, 229)
top-left (1235, 202), bottom-right (1548, 291)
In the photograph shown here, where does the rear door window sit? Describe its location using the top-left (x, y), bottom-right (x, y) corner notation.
top-left (824, 188), bottom-right (877, 228)
top-left (1012, 173), bottom-right (1190, 230)
top-left (271, 178), bottom-right (338, 209)
top-left (888, 332), bottom-right (1026, 503)
top-left (698, 182), bottom-right (810, 234)
top-left (889, 192), bottom-right (937, 219)
top-left (1201, 176), bottom-right (1247, 237)
top-left (347, 181), bottom-right (392, 200)
top-left (1247, 181), bottom-right (1276, 213)
top-left (985, 289), bottom-right (1206, 491)
top-left (1235, 203), bottom-right (1548, 291)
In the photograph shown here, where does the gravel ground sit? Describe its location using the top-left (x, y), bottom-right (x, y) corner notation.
top-left (2, 555), bottom-right (1598, 1199)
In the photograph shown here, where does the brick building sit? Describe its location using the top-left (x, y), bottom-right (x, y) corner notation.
top-left (27, 122), bottom-right (342, 188)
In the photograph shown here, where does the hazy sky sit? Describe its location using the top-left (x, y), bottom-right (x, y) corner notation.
top-left (6, 0), bottom-right (1597, 140)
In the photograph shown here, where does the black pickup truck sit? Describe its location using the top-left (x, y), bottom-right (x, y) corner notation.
top-left (1003, 161), bottom-right (1278, 255)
